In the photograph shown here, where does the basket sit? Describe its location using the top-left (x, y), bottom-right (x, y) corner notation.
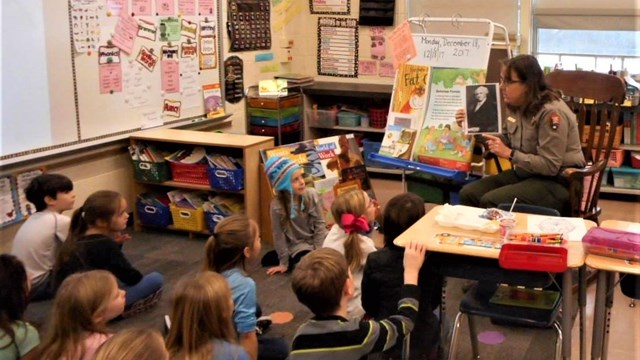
top-left (337, 111), bottom-right (361, 127)
top-left (169, 161), bottom-right (209, 185)
top-left (591, 149), bottom-right (624, 168)
top-left (136, 199), bottom-right (172, 228)
top-left (204, 208), bottom-right (229, 233)
top-left (207, 166), bottom-right (244, 191)
top-left (132, 160), bottom-right (170, 182)
top-left (307, 109), bottom-right (337, 127)
top-left (581, 125), bottom-right (622, 148)
top-left (611, 166), bottom-right (640, 189)
top-left (169, 204), bottom-right (205, 231)
top-left (369, 107), bottom-right (389, 128)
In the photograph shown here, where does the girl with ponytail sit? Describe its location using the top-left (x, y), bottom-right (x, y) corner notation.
top-left (322, 189), bottom-right (378, 319)
top-left (54, 190), bottom-right (163, 318)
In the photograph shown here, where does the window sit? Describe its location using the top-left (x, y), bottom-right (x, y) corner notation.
top-left (533, 0), bottom-right (640, 76)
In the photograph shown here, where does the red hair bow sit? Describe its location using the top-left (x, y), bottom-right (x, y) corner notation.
top-left (341, 213), bottom-right (370, 234)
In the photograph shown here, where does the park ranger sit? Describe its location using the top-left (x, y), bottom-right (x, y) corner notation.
top-left (456, 54), bottom-right (586, 214)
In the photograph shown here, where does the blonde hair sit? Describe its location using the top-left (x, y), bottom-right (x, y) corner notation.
top-left (94, 328), bottom-right (168, 360)
top-left (166, 271), bottom-right (237, 360)
top-left (203, 214), bottom-right (258, 272)
top-left (331, 189), bottom-right (368, 271)
top-left (40, 270), bottom-right (118, 360)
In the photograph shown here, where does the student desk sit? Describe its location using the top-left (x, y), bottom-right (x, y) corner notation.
top-left (394, 205), bottom-right (595, 360)
top-left (587, 220), bottom-right (640, 360)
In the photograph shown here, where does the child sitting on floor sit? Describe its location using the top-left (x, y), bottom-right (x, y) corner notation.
top-left (362, 193), bottom-right (442, 360)
top-left (203, 214), bottom-right (288, 360)
top-left (261, 156), bottom-right (327, 275)
top-left (39, 270), bottom-right (126, 360)
top-left (54, 190), bottom-right (163, 317)
top-left (322, 189), bottom-right (378, 319)
top-left (289, 242), bottom-right (427, 359)
top-left (94, 328), bottom-right (168, 360)
top-left (11, 173), bottom-right (75, 301)
top-left (0, 254), bottom-right (40, 360)
top-left (166, 271), bottom-right (250, 360)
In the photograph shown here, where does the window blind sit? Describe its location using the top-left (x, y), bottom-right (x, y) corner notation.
top-left (534, 0), bottom-right (640, 31)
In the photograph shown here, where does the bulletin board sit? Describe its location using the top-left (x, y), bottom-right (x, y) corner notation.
top-left (1, 0), bottom-right (225, 166)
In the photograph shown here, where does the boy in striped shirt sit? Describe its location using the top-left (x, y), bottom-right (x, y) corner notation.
top-left (290, 241), bottom-right (427, 360)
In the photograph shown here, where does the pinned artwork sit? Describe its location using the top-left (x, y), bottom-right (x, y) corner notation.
top-left (181, 19), bottom-right (198, 39)
top-left (163, 99), bottom-right (181, 117)
top-left (131, 0), bottom-right (153, 16)
top-left (137, 18), bottom-right (157, 41)
top-left (98, 46), bottom-right (123, 94)
top-left (159, 17), bottom-right (181, 42)
top-left (181, 41), bottom-right (197, 58)
top-left (156, 0), bottom-right (175, 16)
top-left (136, 46), bottom-right (159, 71)
top-left (70, 2), bottom-right (101, 53)
top-left (199, 20), bottom-right (217, 69)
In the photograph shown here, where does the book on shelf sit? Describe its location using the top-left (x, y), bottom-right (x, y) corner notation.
top-left (274, 73), bottom-right (315, 88)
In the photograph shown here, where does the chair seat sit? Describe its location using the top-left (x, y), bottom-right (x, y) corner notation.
top-left (460, 283), bottom-right (561, 328)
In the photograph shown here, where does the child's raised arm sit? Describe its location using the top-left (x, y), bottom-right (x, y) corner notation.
top-left (403, 240), bottom-right (427, 285)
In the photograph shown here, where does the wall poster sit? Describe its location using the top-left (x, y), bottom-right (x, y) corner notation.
top-left (309, 0), bottom-right (350, 15)
top-left (317, 17), bottom-right (358, 78)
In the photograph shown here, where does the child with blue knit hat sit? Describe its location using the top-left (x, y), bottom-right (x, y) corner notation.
top-left (262, 156), bottom-right (328, 275)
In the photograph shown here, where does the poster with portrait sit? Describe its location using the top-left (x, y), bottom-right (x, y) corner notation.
top-left (464, 83), bottom-right (502, 134)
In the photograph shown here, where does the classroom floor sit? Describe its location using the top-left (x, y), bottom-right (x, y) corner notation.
top-left (24, 174), bottom-right (639, 359)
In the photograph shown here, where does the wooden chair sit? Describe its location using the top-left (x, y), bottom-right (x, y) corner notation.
top-left (545, 70), bottom-right (627, 224)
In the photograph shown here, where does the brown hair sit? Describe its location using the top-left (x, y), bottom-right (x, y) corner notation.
top-left (502, 55), bottom-right (562, 118)
top-left (203, 214), bottom-right (258, 273)
top-left (39, 270), bottom-right (118, 360)
top-left (166, 272), bottom-right (237, 359)
top-left (291, 248), bottom-right (349, 316)
top-left (0, 255), bottom-right (29, 352)
top-left (331, 189), bottom-right (367, 271)
top-left (57, 190), bottom-right (123, 267)
top-left (382, 193), bottom-right (425, 249)
top-left (94, 328), bottom-right (168, 360)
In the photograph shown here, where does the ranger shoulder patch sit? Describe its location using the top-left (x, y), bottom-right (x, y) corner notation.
top-left (548, 112), bottom-right (561, 130)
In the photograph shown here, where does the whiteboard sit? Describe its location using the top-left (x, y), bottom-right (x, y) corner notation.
top-left (1, 0), bottom-right (224, 165)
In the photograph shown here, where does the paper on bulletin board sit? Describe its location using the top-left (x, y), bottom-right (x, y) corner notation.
top-left (131, 0), bottom-right (153, 16)
top-left (178, 0), bottom-right (196, 16)
top-left (181, 59), bottom-right (202, 108)
top-left (123, 60), bottom-right (152, 108)
top-left (140, 109), bottom-right (163, 129)
top-left (70, 2), bottom-right (101, 53)
top-left (111, 12), bottom-right (138, 54)
top-left (156, 0), bottom-right (175, 16)
top-left (161, 60), bottom-right (180, 93)
top-left (199, 0), bottom-right (215, 15)
top-left (107, 0), bottom-right (128, 16)
top-left (388, 21), bottom-right (416, 69)
top-left (379, 61), bottom-right (395, 77)
top-left (358, 60), bottom-right (377, 75)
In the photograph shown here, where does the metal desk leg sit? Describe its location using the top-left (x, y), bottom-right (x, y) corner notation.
top-left (601, 271), bottom-right (616, 360)
top-left (579, 266), bottom-right (587, 360)
top-left (591, 270), bottom-right (608, 360)
top-left (562, 270), bottom-right (573, 360)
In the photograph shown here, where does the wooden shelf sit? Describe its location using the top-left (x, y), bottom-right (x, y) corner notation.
top-left (600, 185), bottom-right (640, 195)
top-left (309, 124), bottom-right (386, 133)
top-left (131, 129), bottom-right (274, 237)
top-left (302, 82), bottom-right (393, 98)
top-left (619, 144), bottom-right (640, 151)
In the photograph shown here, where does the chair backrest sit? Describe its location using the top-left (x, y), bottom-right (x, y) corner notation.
top-left (497, 203), bottom-right (561, 217)
top-left (544, 70), bottom-right (627, 221)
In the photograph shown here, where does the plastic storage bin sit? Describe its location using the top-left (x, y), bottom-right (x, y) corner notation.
top-left (631, 151), bottom-right (640, 169)
top-left (307, 109), bottom-right (337, 127)
top-left (369, 107), bottom-right (389, 128)
top-left (611, 166), bottom-right (640, 189)
top-left (592, 149), bottom-right (624, 168)
top-left (169, 161), bottom-right (209, 185)
top-left (169, 204), bottom-right (206, 231)
top-left (207, 166), bottom-right (244, 191)
top-left (362, 139), bottom-right (398, 169)
top-left (136, 198), bottom-right (172, 228)
top-left (204, 209), bottom-right (228, 233)
top-left (337, 111), bottom-right (361, 127)
top-left (132, 160), bottom-right (170, 182)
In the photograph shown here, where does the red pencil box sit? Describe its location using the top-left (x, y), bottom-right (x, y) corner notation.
top-left (582, 227), bottom-right (640, 262)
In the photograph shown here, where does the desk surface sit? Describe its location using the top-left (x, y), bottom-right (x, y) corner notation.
top-left (394, 205), bottom-right (596, 268)
top-left (585, 220), bottom-right (640, 274)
